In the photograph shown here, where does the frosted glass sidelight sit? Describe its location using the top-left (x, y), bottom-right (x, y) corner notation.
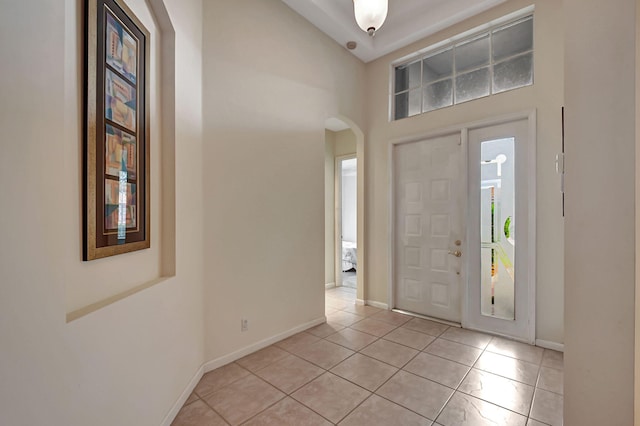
top-left (395, 60), bottom-right (421, 92)
top-left (423, 79), bottom-right (453, 112)
top-left (480, 138), bottom-right (515, 321)
top-left (423, 48), bottom-right (453, 84)
top-left (492, 17), bottom-right (533, 62)
top-left (455, 35), bottom-right (490, 73)
top-left (493, 53), bottom-right (533, 93)
top-left (455, 67), bottom-right (490, 103)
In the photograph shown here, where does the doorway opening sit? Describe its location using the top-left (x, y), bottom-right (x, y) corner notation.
top-left (338, 156), bottom-right (357, 289)
top-left (324, 116), bottom-right (365, 303)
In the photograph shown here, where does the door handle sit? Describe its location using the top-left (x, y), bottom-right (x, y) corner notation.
top-left (448, 250), bottom-right (462, 258)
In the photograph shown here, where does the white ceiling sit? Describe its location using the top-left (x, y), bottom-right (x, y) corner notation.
top-left (282, 0), bottom-right (507, 63)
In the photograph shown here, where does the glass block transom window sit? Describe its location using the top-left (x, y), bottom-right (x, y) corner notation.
top-left (393, 16), bottom-right (533, 120)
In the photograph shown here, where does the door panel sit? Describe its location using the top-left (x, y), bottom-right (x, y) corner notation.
top-left (393, 134), bottom-right (463, 322)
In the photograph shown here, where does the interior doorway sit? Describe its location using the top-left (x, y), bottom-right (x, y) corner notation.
top-left (390, 112), bottom-right (536, 343)
top-left (324, 116), bottom-right (364, 301)
top-left (337, 155), bottom-right (357, 289)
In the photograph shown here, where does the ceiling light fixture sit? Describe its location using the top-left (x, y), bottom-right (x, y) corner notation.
top-left (353, 0), bottom-right (388, 37)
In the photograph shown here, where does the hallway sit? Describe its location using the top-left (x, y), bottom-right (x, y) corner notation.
top-left (172, 287), bottom-right (563, 425)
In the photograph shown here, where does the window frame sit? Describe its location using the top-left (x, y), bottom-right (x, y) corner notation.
top-left (390, 6), bottom-right (535, 121)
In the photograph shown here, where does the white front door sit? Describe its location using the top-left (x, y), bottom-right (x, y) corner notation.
top-left (393, 133), bottom-right (464, 323)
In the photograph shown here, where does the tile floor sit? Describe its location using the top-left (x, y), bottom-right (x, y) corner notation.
top-left (172, 287), bottom-right (563, 426)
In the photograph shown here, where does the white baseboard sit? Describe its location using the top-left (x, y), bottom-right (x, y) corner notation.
top-left (161, 365), bottom-right (204, 426)
top-left (202, 317), bottom-right (326, 373)
top-left (366, 300), bottom-right (389, 310)
top-left (325, 282), bottom-right (336, 290)
top-left (355, 298), bottom-right (365, 306)
top-left (536, 339), bottom-right (564, 352)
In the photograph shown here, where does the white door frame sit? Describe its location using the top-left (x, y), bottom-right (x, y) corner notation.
top-left (335, 154), bottom-right (357, 288)
top-left (388, 110), bottom-right (536, 343)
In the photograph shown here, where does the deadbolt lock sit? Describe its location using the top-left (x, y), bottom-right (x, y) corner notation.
top-left (455, 240), bottom-right (462, 246)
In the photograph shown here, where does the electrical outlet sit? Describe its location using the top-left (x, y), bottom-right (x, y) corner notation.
top-left (241, 318), bottom-right (248, 332)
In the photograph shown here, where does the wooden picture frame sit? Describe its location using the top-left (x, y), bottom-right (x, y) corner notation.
top-left (84, 0), bottom-right (150, 260)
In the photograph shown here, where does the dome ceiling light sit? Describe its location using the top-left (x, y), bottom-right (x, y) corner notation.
top-left (353, 0), bottom-right (388, 36)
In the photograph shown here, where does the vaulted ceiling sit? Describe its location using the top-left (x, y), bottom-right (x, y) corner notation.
top-left (281, 0), bottom-right (507, 63)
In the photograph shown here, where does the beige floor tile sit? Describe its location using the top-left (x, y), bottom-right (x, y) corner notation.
top-left (242, 397), bottom-right (332, 426)
top-left (369, 310), bottom-right (412, 326)
top-left (537, 366), bottom-right (563, 395)
top-left (436, 392), bottom-right (527, 426)
top-left (474, 351), bottom-right (540, 386)
top-left (184, 391), bottom-right (199, 406)
top-left (331, 353), bottom-right (398, 391)
top-left (307, 322), bottom-right (345, 338)
top-left (255, 354), bottom-right (324, 394)
top-left (349, 318), bottom-right (398, 337)
top-left (194, 363), bottom-right (251, 398)
top-left (530, 388), bottom-right (563, 426)
top-left (275, 332), bottom-right (321, 353)
top-left (325, 307), bottom-right (339, 316)
top-left (292, 373), bottom-right (370, 424)
top-left (236, 345), bottom-right (289, 372)
top-left (403, 318), bottom-right (449, 337)
top-left (542, 349), bottom-right (564, 370)
top-left (203, 374), bottom-right (285, 425)
top-left (326, 328), bottom-right (378, 351)
top-left (339, 394), bottom-right (432, 426)
top-left (171, 399), bottom-right (229, 426)
top-left (384, 327), bottom-right (436, 350)
top-left (341, 304), bottom-right (383, 317)
top-left (526, 419), bottom-right (549, 426)
top-left (360, 339), bottom-right (419, 368)
top-left (326, 298), bottom-right (351, 311)
top-left (293, 339), bottom-right (355, 369)
top-left (376, 370), bottom-right (453, 420)
top-left (424, 338), bottom-right (482, 366)
top-left (458, 369), bottom-right (534, 415)
top-left (327, 310), bottom-right (365, 326)
top-left (404, 352), bottom-right (470, 389)
top-left (440, 327), bottom-right (492, 349)
top-left (486, 337), bottom-right (544, 365)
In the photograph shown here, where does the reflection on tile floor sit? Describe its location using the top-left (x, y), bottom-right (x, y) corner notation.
top-left (172, 287), bottom-right (564, 426)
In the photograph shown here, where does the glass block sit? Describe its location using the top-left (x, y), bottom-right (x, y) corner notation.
top-left (423, 48), bottom-right (453, 84)
top-left (423, 79), bottom-right (453, 112)
top-left (493, 17), bottom-right (533, 62)
top-left (493, 53), bottom-right (533, 93)
top-left (408, 88), bottom-right (422, 117)
top-left (394, 92), bottom-right (408, 120)
top-left (455, 67), bottom-right (490, 103)
top-left (395, 60), bottom-right (421, 93)
top-left (455, 34), bottom-right (490, 73)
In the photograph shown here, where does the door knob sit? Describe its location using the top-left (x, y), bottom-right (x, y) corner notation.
top-left (448, 250), bottom-right (462, 257)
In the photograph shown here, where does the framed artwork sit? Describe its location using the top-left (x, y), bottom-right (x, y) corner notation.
top-left (84, 0), bottom-right (150, 260)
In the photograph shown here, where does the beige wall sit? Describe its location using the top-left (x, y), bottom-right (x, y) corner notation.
top-left (325, 130), bottom-right (336, 285)
top-left (335, 128), bottom-right (358, 157)
top-left (565, 0), bottom-right (635, 424)
top-left (363, 0), bottom-right (565, 345)
top-left (0, 0), bottom-right (205, 424)
top-left (201, 0), bottom-right (366, 362)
